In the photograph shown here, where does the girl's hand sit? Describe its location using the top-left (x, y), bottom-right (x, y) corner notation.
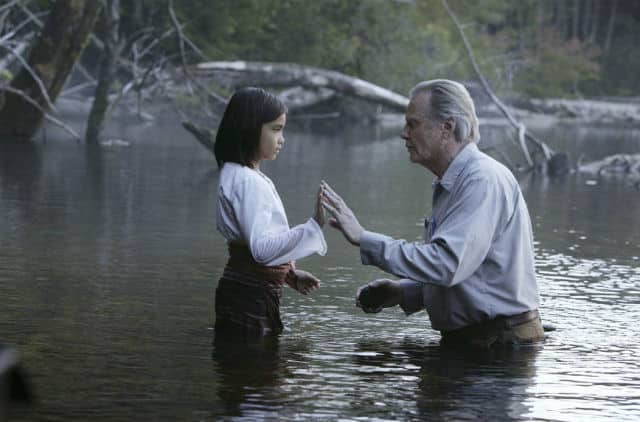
top-left (287, 269), bottom-right (320, 295)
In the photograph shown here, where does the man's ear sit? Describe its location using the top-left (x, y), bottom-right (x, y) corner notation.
top-left (443, 117), bottom-right (455, 139)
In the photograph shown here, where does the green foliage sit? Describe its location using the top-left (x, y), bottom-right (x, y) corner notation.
top-left (514, 33), bottom-right (601, 98)
top-left (0, 70), bottom-right (12, 82)
top-left (118, 0), bottom-right (639, 99)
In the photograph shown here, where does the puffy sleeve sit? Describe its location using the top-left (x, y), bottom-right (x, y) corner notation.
top-left (232, 175), bottom-right (327, 266)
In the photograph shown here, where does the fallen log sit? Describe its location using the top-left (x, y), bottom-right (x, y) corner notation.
top-left (181, 120), bottom-right (215, 155)
top-left (578, 154), bottom-right (640, 177)
top-left (192, 61), bottom-right (409, 112)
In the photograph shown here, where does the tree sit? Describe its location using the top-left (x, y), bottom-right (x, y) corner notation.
top-left (0, 0), bottom-right (100, 141)
top-left (85, 0), bottom-right (121, 144)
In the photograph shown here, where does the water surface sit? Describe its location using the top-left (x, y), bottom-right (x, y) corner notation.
top-left (1, 118), bottom-right (639, 421)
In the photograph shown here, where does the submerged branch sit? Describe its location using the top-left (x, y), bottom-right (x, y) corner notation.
top-left (441, 0), bottom-right (553, 167)
top-left (0, 85), bottom-right (79, 140)
top-left (0, 43), bottom-right (56, 111)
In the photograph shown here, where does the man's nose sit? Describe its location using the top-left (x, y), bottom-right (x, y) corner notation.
top-left (401, 126), bottom-right (409, 140)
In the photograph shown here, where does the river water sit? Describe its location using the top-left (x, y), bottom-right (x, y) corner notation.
top-left (1, 117), bottom-right (639, 421)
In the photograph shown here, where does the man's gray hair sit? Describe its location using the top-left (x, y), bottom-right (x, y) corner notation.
top-left (409, 79), bottom-right (480, 143)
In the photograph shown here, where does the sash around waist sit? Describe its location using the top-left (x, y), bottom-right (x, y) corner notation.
top-left (224, 242), bottom-right (291, 286)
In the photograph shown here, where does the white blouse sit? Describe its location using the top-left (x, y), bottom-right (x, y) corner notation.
top-left (216, 162), bottom-right (327, 266)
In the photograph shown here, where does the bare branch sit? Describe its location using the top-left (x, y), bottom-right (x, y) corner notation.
top-left (168, 0), bottom-right (191, 91)
top-left (1, 85), bottom-right (79, 140)
top-left (168, 0), bottom-right (225, 104)
top-left (61, 81), bottom-right (96, 96)
top-left (0, 0), bottom-right (24, 15)
top-left (0, 43), bottom-right (56, 111)
top-left (16, 1), bottom-right (96, 85)
top-left (0, 11), bottom-right (37, 43)
top-left (440, 0), bottom-right (553, 166)
top-left (0, 38), bottom-right (29, 71)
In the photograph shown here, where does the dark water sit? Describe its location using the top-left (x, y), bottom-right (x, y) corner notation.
top-left (1, 117), bottom-right (639, 421)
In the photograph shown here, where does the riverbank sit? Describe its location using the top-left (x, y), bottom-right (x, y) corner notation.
top-left (50, 92), bottom-right (640, 139)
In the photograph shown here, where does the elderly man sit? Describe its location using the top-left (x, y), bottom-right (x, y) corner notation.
top-left (321, 79), bottom-right (544, 349)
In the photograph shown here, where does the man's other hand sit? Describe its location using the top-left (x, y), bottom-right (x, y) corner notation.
top-left (356, 279), bottom-right (402, 313)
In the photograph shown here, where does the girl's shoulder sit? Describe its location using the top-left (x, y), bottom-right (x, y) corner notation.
top-left (220, 162), bottom-right (271, 193)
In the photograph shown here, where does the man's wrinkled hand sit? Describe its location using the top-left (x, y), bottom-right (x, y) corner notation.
top-left (320, 180), bottom-right (364, 246)
top-left (313, 184), bottom-right (326, 227)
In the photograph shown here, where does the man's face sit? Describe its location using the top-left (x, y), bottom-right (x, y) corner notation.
top-left (401, 93), bottom-right (444, 170)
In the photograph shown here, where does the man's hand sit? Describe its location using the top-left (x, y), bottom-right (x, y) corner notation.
top-left (313, 184), bottom-right (325, 227)
top-left (356, 279), bottom-right (402, 313)
top-left (320, 181), bottom-right (364, 246)
top-left (288, 269), bottom-right (320, 295)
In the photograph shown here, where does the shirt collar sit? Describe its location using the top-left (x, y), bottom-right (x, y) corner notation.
top-left (434, 142), bottom-right (478, 191)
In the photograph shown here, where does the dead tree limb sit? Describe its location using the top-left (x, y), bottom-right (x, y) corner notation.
top-left (193, 61), bottom-right (410, 112)
top-left (181, 120), bottom-right (215, 155)
top-left (441, 0), bottom-right (553, 168)
top-left (0, 0), bottom-right (101, 140)
top-left (0, 43), bottom-right (55, 110)
top-left (86, 0), bottom-right (122, 143)
top-left (168, 0), bottom-right (225, 105)
top-left (16, 1), bottom-right (97, 87)
top-left (0, 85), bottom-right (80, 140)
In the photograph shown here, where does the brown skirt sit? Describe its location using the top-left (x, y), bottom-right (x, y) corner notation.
top-left (214, 244), bottom-right (291, 337)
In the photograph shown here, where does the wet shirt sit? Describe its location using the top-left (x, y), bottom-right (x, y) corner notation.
top-left (359, 143), bottom-right (539, 331)
top-left (217, 162), bottom-right (327, 266)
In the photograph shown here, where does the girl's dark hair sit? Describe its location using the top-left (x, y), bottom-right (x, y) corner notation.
top-left (214, 87), bottom-right (287, 168)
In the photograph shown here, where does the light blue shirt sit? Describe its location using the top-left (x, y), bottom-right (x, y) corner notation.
top-left (360, 143), bottom-right (539, 331)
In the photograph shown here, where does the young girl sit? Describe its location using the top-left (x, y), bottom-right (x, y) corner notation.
top-left (213, 87), bottom-right (326, 336)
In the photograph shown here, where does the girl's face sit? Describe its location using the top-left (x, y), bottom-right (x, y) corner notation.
top-left (256, 113), bottom-right (286, 164)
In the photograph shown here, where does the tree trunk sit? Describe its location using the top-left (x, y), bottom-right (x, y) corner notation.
top-left (582, 0), bottom-right (592, 41)
top-left (0, 0), bottom-right (100, 141)
top-left (86, 0), bottom-right (121, 144)
top-left (589, 0), bottom-right (600, 44)
top-left (572, 0), bottom-right (580, 40)
top-left (604, 0), bottom-right (617, 53)
top-left (193, 61), bottom-right (409, 112)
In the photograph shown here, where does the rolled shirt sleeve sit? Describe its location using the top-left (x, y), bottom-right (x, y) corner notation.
top-left (397, 278), bottom-right (425, 316)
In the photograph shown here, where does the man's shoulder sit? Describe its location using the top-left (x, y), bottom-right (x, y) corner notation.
top-left (464, 148), bottom-right (517, 186)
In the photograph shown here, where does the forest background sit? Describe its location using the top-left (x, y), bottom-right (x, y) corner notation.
top-left (166, 0), bottom-right (637, 99)
top-left (0, 0), bottom-right (638, 144)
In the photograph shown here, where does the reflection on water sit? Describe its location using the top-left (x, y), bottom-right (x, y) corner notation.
top-left (1, 118), bottom-right (640, 421)
top-left (212, 335), bottom-right (289, 419)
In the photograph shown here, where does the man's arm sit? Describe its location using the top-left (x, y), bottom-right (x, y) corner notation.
top-left (324, 177), bottom-right (505, 287)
